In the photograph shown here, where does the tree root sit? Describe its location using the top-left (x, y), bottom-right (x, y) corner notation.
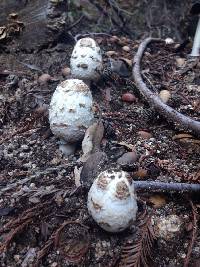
top-left (133, 37), bottom-right (200, 136)
top-left (134, 180), bottom-right (200, 193)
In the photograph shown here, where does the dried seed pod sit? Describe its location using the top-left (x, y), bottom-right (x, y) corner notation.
top-left (87, 170), bottom-right (138, 232)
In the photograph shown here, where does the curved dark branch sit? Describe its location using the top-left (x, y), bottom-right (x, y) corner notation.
top-left (134, 180), bottom-right (200, 193)
top-left (133, 37), bottom-right (200, 136)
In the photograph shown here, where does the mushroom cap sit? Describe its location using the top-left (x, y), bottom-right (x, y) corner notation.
top-left (49, 79), bottom-right (95, 143)
top-left (70, 38), bottom-right (103, 81)
top-left (87, 169), bottom-right (138, 232)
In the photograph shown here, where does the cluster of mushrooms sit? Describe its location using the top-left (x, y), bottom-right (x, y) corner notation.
top-left (48, 37), bottom-right (138, 232)
top-left (48, 18), bottom-right (200, 232)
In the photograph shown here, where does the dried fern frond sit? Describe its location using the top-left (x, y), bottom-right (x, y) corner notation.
top-left (119, 210), bottom-right (156, 267)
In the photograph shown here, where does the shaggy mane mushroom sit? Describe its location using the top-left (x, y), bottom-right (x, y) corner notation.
top-left (190, 1), bottom-right (200, 57)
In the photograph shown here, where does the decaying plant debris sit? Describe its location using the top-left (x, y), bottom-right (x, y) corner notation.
top-left (0, 1), bottom-right (200, 267)
top-left (118, 209), bottom-right (156, 267)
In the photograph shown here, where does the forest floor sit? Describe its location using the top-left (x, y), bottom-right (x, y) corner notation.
top-left (0, 24), bottom-right (200, 267)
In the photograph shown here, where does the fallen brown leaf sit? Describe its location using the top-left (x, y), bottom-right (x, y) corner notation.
top-left (149, 194), bottom-right (167, 208)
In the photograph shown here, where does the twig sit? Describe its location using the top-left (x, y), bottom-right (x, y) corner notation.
top-left (104, 0), bottom-right (127, 27)
top-left (184, 200), bottom-right (198, 267)
top-left (66, 14), bottom-right (85, 31)
top-left (133, 38), bottom-right (200, 136)
top-left (134, 180), bottom-right (200, 193)
top-left (88, 0), bottom-right (131, 35)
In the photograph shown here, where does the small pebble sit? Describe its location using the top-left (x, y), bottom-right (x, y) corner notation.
top-left (122, 93), bottom-right (136, 103)
top-left (159, 90), bottom-right (171, 103)
top-left (14, 255), bottom-right (20, 262)
top-left (29, 183), bottom-right (36, 189)
top-left (106, 51), bottom-right (118, 57)
top-left (38, 73), bottom-right (52, 85)
top-left (122, 46), bottom-right (130, 52)
top-left (137, 130), bottom-right (152, 139)
top-left (117, 151), bottom-right (138, 165)
top-left (165, 38), bottom-right (174, 45)
top-left (18, 152), bottom-right (25, 159)
top-left (61, 67), bottom-right (71, 77)
top-left (176, 57), bottom-right (186, 68)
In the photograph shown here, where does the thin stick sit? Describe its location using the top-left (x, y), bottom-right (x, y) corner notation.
top-left (88, 0), bottom-right (131, 35)
top-left (66, 15), bottom-right (85, 31)
top-left (133, 37), bottom-right (200, 136)
top-left (134, 180), bottom-right (200, 193)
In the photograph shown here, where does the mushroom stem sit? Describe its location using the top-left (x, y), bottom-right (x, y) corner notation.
top-left (134, 180), bottom-right (200, 193)
top-left (191, 16), bottom-right (200, 57)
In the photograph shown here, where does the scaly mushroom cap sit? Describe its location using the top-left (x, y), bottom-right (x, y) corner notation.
top-left (49, 79), bottom-right (95, 143)
top-left (70, 38), bottom-right (103, 81)
top-left (87, 170), bottom-right (138, 232)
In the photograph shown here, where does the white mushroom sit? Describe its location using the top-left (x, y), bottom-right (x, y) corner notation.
top-left (165, 38), bottom-right (174, 45)
top-left (191, 17), bottom-right (200, 57)
top-left (87, 170), bottom-right (138, 232)
top-left (70, 38), bottom-right (103, 83)
top-left (190, 3), bottom-right (200, 57)
top-left (49, 79), bottom-right (95, 154)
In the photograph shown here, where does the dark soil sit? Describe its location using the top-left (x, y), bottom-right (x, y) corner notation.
top-left (0, 33), bottom-right (200, 267)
